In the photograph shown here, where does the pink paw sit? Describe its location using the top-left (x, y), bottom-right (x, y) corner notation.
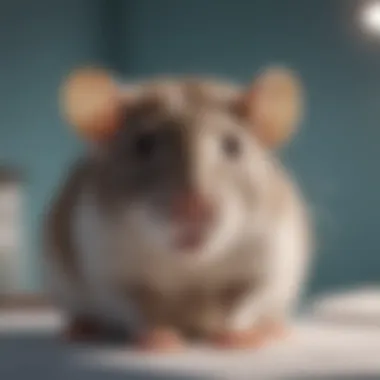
top-left (211, 328), bottom-right (266, 350)
top-left (136, 327), bottom-right (185, 353)
top-left (263, 322), bottom-right (291, 340)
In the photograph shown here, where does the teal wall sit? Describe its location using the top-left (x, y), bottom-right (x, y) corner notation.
top-left (1, 0), bottom-right (379, 294)
top-left (0, 0), bottom-right (109, 291)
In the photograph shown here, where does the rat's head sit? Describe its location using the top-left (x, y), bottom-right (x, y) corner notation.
top-left (60, 67), bottom-right (304, 262)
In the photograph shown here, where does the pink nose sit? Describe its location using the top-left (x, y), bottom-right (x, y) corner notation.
top-left (171, 191), bottom-right (215, 224)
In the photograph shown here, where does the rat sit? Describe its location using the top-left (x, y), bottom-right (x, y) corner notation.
top-left (42, 66), bottom-right (312, 351)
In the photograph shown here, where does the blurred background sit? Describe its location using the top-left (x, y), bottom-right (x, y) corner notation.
top-left (0, 0), bottom-right (379, 301)
top-left (1, 1), bottom-right (380, 379)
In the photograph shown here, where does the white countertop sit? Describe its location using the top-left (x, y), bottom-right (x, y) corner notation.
top-left (0, 287), bottom-right (379, 380)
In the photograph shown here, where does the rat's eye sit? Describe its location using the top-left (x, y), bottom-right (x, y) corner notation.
top-left (222, 134), bottom-right (241, 158)
top-left (133, 132), bottom-right (158, 159)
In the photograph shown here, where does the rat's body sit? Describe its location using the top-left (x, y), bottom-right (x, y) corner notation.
top-left (44, 73), bottom-right (311, 349)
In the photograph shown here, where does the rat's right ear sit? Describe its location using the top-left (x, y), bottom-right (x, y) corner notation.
top-left (59, 67), bottom-right (127, 142)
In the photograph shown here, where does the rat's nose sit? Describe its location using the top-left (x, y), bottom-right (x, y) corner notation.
top-left (171, 191), bottom-right (215, 225)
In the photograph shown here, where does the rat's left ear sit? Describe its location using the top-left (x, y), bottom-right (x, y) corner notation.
top-left (242, 67), bottom-right (304, 149)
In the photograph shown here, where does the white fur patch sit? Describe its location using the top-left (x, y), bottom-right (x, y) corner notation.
top-left (45, 191), bottom-right (142, 330)
top-left (226, 184), bottom-right (311, 331)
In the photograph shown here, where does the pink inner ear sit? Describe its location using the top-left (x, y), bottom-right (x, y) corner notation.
top-left (61, 69), bottom-right (130, 142)
top-left (242, 70), bottom-right (303, 149)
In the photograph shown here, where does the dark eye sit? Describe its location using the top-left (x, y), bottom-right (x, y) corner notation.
top-left (133, 132), bottom-right (158, 159)
top-left (222, 134), bottom-right (241, 158)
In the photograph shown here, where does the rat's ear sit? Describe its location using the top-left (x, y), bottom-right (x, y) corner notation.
top-left (59, 67), bottom-right (127, 142)
top-left (243, 67), bottom-right (304, 149)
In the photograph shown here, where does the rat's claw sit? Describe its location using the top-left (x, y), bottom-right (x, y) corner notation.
top-left (136, 327), bottom-right (185, 353)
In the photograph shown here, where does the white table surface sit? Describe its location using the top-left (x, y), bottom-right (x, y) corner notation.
top-left (0, 288), bottom-right (380, 380)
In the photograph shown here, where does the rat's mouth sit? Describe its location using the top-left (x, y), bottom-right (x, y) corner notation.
top-left (173, 223), bottom-right (210, 251)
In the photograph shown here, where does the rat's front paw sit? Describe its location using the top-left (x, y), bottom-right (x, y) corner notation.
top-left (136, 327), bottom-right (185, 352)
top-left (262, 321), bottom-right (290, 340)
top-left (210, 328), bottom-right (266, 350)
